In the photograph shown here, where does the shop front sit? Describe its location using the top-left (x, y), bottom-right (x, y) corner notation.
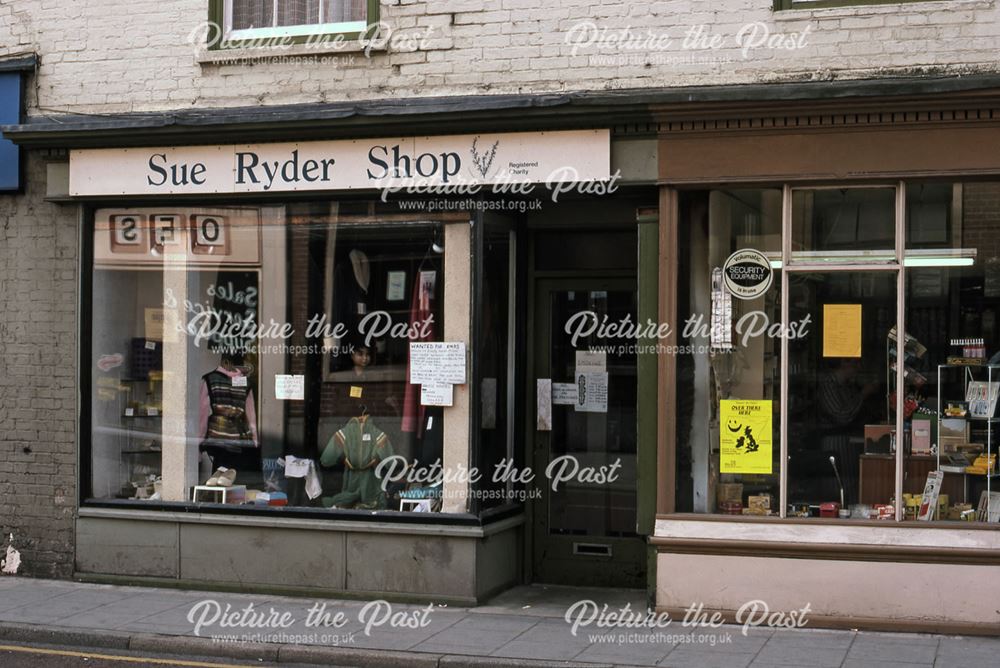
top-left (652, 89), bottom-right (1000, 633)
top-left (12, 116), bottom-right (661, 603)
top-left (9, 77), bottom-right (1000, 622)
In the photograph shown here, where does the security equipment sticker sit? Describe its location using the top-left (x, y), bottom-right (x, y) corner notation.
top-left (722, 249), bottom-right (773, 300)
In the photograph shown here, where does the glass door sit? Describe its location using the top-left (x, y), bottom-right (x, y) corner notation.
top-left (531, 278), bottom-right (645, 587)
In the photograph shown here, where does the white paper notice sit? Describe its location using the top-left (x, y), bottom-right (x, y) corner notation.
top-left (575, 350), bottom-right (607, 373)
top-left (575, 372), bottom-right (608, 413)
top-left (552, 383), bottom-right (579, 405)
top-left (421, 383), bottom-right (454, 407)
top-left (537, 379), bottom-right (552, 431)
top-left (275, 374), bottom-right (305, 400)
top-left (409, 342), bottom-right (467, 385)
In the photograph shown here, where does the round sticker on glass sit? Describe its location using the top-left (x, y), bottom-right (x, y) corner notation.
top-left (723, 249), bottom-right (773, 300)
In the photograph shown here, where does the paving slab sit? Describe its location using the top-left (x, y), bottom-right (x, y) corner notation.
top-left (751, 644), bottom-right (850, 668)
top-left (0, 578), bottom-right (997, 668)
top-left (660, 648), bottom-right (757, 668)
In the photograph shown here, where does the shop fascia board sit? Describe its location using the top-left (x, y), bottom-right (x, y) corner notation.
top-left (8, 74), bottom-right (1000, 149)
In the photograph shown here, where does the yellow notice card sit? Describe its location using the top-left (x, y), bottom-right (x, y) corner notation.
top-left (720, 400), bottom-right (773, 474)
top-left (350, 386), bottom-right (363, 398)
top-left (823, 304), bottom-right (862, 358)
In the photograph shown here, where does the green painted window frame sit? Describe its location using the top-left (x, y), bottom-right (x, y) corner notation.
top-left (207, 0), bottom-right (381, 49)
top-left (775, 0), bottom-right (933, 9)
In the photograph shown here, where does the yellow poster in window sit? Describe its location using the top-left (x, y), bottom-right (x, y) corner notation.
top-left (720, 400), bottom-right (773, 474)
top-left (823, 304), bottom-right (862, 358)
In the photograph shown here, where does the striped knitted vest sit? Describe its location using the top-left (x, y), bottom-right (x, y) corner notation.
top-left (202, 370), bottom-right (253, 444)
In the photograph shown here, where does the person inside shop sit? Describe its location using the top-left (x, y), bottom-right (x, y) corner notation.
top-left (198, 351), bottom-right (259, 484)
top-left (816, 357), bottom-right (880, 507)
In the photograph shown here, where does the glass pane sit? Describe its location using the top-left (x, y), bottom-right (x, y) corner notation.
top-left (676, 189), bottom-right (783, 514)
top-left (476, 223), bottom-right (514, 510)
top-left (277, 0), bottom-right (320, 27)
top-left (786, 271), bottom-right (898, 519)
top-left (904, 181), bottom-right (1000, 524)
top-left (90, 205), bottom-right (457, 514)
top-left (326, 0), bottom-right (366, 23)
top-left (792, 188), bottom-right (897, 263)
top-left (548, 289), bottom-right (637, 537)
top-left (231, 0), bottom-right (274, 29)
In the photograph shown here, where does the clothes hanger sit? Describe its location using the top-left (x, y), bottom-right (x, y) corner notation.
top-left (417, 228), bottom-right (444, 271)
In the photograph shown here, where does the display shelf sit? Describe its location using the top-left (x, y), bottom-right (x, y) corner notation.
top-left (115, 372), bottom-right (163, 499)
top-left (935, 364), bottom-right (998, 521)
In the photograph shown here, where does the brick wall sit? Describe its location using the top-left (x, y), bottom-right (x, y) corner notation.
top-left (0, 152), bottom-right (78, 579)
top-left (0, 0), bottom-right (997, 115)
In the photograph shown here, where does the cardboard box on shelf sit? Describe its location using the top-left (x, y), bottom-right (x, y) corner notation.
top-left (948, 503), bottom-right (974, 521)
top-left (911, 418), bottom-right (933, 455)
top-left (748, 494), bottom-right (775, 511)
top-left (864, 425), bottom-right (894, 454)
top-left (717, 483), bottom-right (743, 505)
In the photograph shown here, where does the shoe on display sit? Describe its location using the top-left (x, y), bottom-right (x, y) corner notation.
top-left (205, 467), bottom-right (237, 487)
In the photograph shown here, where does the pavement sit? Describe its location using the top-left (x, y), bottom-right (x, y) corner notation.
top-left (0, 576), bottom-right (997, 667)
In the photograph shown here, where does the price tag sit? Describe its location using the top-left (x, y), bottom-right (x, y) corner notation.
top-left (362, 433), bottom-right (372, 441)
top-left (232, 376), bottom-right (248, 388)
top-left (124, 408), bottom-right (134, 417)
top-left (144, 340), bottom-right (156, 351)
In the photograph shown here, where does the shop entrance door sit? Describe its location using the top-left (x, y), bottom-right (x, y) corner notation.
top-left (530, 278), bottom-right (645, 587)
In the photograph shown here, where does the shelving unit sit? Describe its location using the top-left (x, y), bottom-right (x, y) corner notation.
top-left (935, 364), bottom-right (998, 518)
top-left (117, 375), bottom-right (163, 498)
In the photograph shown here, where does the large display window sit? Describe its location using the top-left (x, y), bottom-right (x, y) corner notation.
top-left (87, 201), bottom-right (515, 517)
top-left (676, 182), bottom-right (1000, 525)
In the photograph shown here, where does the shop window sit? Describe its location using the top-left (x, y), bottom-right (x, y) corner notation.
top-left (901, 182), bottom-right (1000, 522)
top-left (676, 189), bottom-right (783, 515)
top-left (791, 187), bottom-right (896, 265)
top-left (475, 217), bottom-right (517, 510)
top-left (676, 182), bottom-right (1000, 525)
top-left (220, 0), bottom-right (371, 41)
top-left (88, 203), bottom-right (482, 517)
top-left (786, 271), bottom-right (897, 518)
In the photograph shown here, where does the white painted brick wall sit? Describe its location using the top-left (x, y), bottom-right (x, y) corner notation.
top-left (0, 1), bottom-right (997, 118)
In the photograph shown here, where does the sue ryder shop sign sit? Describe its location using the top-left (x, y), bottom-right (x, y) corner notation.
top-left (68, 130), bottom-right (610, 196)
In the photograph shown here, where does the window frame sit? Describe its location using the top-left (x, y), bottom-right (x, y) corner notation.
top-left (775, 0), bottom-right (932, 9)
top-left (676, 181), bottom-right (1000, 526)
top-left (80, 199), bottom-right (502, 525)
top-left (208, 0), bottom-right (380, 49)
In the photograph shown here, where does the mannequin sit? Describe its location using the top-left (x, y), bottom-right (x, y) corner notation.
top-left (199, 352), bottom-right (258, 475)
top-left (321, 337), bottom-right (397, 509)
top-left (331, 249), bottom-right (374, 371)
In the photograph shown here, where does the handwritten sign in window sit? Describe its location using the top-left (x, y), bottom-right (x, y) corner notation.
top-left (408, 342), bottom-right (467, 385)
